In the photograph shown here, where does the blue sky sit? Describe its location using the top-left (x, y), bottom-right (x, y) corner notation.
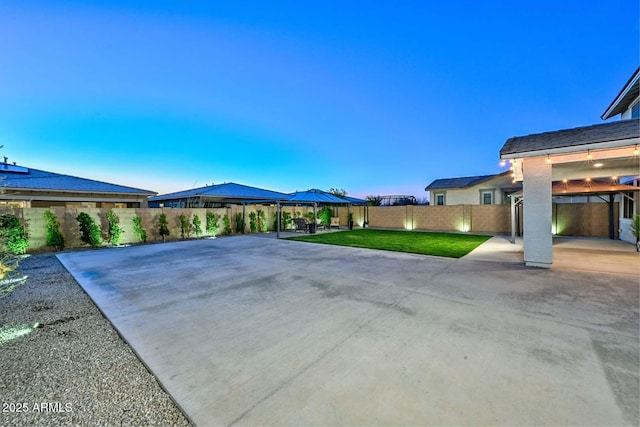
top-left (1, 1), bottom-right (638, 199)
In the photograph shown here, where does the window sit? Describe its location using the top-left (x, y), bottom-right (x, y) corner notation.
top-left (435, 193), bottom-right (445, 206)
top-left (503, 190), bottom-right (517, 205)
top-left (632, 102), bottom-right (640, 119)
top-left (623, 192), bottom-right (636, 219)
top-left (481, 191), bottom-right (493, 205)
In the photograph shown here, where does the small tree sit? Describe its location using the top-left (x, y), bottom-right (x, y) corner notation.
top-left (249, 212), bottom-right (258, 233)
top-left (132, 215), bottom-right (147, 243)
top-left (105, 210), bottom-right (124, 246)
top-left (43, 211), bottom-right (64, 250)
top-left (179, 213), bottom-right (191, 239)
top-left (77, 212), bottom-right (102, 246)
top-left (235, 213), bottom-right (244, 233)
top-left (257, 209), bottom-right (268, 232)
top-left (222, 214), bottom-right (232, 235)
top-left (192, 214), bottom-right (202, 237)
top-left (158, 213), bottom-right (170, 241)
top-left (206, 212), bottom-right (219, 236)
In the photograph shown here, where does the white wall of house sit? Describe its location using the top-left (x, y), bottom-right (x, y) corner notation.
top-left (430, 174), bottom-right (517, 206)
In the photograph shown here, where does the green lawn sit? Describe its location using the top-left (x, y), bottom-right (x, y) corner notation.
top-left (286, 229), bottom-right (491, 258)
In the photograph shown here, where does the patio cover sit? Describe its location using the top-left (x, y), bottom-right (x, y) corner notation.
top-left (509, 179), bottom-right (639, 243)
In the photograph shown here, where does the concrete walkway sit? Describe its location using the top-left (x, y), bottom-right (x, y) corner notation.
top-left (57, 236), bottom-right (639, 426)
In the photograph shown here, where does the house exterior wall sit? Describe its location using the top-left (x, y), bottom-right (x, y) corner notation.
top-left (429, 174), bottom-right (518, 206)
top-left (0, 190), bottom-right (150, 208)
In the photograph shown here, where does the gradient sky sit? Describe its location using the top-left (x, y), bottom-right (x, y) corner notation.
top-left (1, 1), bottom-right (638, 200)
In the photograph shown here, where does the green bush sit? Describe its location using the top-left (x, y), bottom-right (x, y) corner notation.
top-left (318, 206), bottom-right (332, 226)
top-left (257, 209), bottom-right (267, 232)
top-left (0, 214), bottom-right (29, 255)
top-left (179, 213), bottom-right (191, 239)
top-left (158, 213), bottom-right (170, 241)
top-left (222, 214), bottom-right (232, 235)
top-left (132, 215), bottom-right (147, 242)
top-left (281, 211), bottom-right (294, 230)
top-left (7, 228), bottom-right (29, 255)
top-left (43, 211), bottom-right (64, 249)
top-left (105, 211), bottom-right (124, 246)
top-left (206, 212), bottom-right (219, 235)
top-left (249, 212), bottom-right (258, 233)
top-left (192, 214), bottom-right (203, 237)
top-left (76, 212), bottom-right (102, 246)
top-left (235, 213), bottom-right (244, 233)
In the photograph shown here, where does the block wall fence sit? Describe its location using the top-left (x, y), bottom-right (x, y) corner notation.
top-left (13, 202), bottom-right (615, 252)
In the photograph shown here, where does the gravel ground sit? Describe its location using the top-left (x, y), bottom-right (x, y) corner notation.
top-left (0, 253), bottom-right (191, 426)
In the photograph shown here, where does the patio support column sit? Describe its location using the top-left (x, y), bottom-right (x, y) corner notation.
top-left (608, 194), bottom-right (615, 240)
top-left (510, 195), bottom-right (517, 244)
top-left (522, 156), bottom-right (552, 268)
top-left (276, 201), bottom-right (281, 239)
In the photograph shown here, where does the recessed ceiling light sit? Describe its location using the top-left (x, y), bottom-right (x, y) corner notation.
top-left (593, 163), bottom-right (603, 168)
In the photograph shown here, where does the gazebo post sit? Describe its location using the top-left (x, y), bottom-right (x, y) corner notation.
top-left (276, 201), bottom-right (281, 239)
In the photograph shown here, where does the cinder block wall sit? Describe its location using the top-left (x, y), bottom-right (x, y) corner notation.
top-left (13, 202), bottom-right (618, 252)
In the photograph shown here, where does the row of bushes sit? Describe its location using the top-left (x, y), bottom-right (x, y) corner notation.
top-left (42, 210), bottom-right (227, 250)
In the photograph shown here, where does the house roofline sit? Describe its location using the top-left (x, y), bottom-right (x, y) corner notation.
top-left (601, 68), bottom-right (640, 120)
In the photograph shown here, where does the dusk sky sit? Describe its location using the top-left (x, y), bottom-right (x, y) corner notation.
top-left (1, 1), bottom-right (638, 200)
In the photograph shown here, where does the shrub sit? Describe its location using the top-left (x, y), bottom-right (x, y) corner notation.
top-left (206, 212), bottom-right (219, 235)
top-left (222, 214), bottom-right (232, 235)
top-left (249, 212), bottom-right (258, 233)
top-left (158, 213), bottom-right (170, 241)
top-left (257, 209), bottom-right (267, 232)
top-left (179, 213), bottom-right (191, 239)
top-left (281, 211), bottom-right (294, 230)
top-left (7, 228), bottom-right (29, 255)
top-left (132, 215), bottom-right (147, 242)
top-left (235, 213), bottom-right (244, 233)
top-left (0, 214), bottom-right (29, 255)
top-left (105, 210), bottom-right (124, 246)
top-left (76, 212), bottom-right (102, 246)
top-left (43, 211), bottom-right (64, 249)
top-left (192, 214), bottom-right (203, 237)
top-left (318, 206), bottom-right (332, 226)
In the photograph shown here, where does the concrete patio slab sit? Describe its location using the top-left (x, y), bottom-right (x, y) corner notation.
top-left (57, 236), bottom-right (639, 426)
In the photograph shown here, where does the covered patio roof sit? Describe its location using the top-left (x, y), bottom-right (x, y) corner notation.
top-left (512, 179), bottom-right (640, 197)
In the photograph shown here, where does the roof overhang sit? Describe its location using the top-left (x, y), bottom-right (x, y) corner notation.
top-left (513, 180), bottom-right (639, 197)
top-left (500, 136), bottom-right (640, 160)
top-left (1, 187), bottom-right (156, 197)
top-left (601, 68), bottom-right (640, 120)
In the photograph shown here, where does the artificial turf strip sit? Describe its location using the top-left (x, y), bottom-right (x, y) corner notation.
top-left (286, 229), bottom-right (492, 258)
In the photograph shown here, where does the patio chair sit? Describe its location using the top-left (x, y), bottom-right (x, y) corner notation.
top-left (293, 218), bottom-right (308, 232)
top-left (316, 218), bottom-right (326, 231)
top-left (330, 217), bottom-right (340, 229)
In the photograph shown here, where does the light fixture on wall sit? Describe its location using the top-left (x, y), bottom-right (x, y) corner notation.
top-left (545, 154), bottom-right (551, 164)
top-left (634, 145), bottom-right (639, 156)
top-left (500, 159), bottom-right (506, 167)
top-left (586, 150), bottom-right (592, 160)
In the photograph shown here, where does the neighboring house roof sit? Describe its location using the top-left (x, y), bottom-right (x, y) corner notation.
top-left (0, 164), bottom-right (156, 195)
top-left (601, 68), bottom-right (640, 120)
top-left (425, 172), bottom-right (509, 191)
top-left (499, 118), bottom-right (640, 157)
top-left (149, 182), bottom-right (290, 202)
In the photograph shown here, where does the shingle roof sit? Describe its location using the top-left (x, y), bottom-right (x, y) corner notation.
top-left (500, 118), bottom-right (640, 157)
top-left (425, 174), bottom-right (501, 191)
top-left (1, 165), bottom-right (156, 195)
top-left (150, 182), bottom-right (290, 201)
